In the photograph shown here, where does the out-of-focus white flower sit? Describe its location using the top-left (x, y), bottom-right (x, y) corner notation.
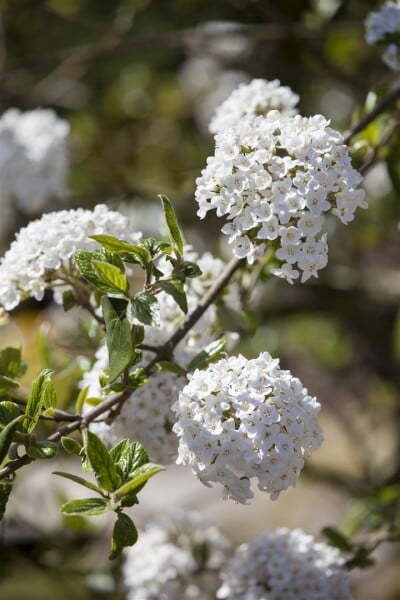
top-left (172, 352), bottom-right (323, 504)
top-left (196, 111), bottom-right (366, 282)
top-left (365, 1), bottom-right (400, 70)
top-left (0, 108), bottom-right (69, 215)
top-left (0, 204), bottom-right (141, 311)
top-left (209, 79), bottom-right (299, 134)
top-left (82, 246), bottom-right (241, 463)
top-left (179, 57), bottom-right (249, 134)
top-left (217, 527), bottom-right (351, 600)
top-left (123, 511), bottom-right (232, 600)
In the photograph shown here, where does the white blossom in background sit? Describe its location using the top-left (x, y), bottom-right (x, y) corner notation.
top-left (365, 1), bottom-right (400, 70)
top-left (123, 512), bottom-right (232, 600)
top-left (81, 246), bottom-right (241, 463)
top-left (179, 56), bottom-right (249, 134)
top-left (217, 528), bottom-right (351, 600)
top-left (196, 110), bottom-right (367, 283)
top-left (172, 352), bottom-right (323, 504)
top-left (209, 79), bottom-right (299, 134)
top-left (0, 108), bottom-right (69, 215)
top-left (0, 204), bottom-right (141, 311)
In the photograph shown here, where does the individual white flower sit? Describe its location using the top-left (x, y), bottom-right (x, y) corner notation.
top-left (0, 108), bottom-right (69, 215)
top-left (209, 79), bottom-right (299, 134)
top-left (81, 246), bottom-right (241, 463)
top-left (196, 111), bottom-right (366, 284)
top-left (217, 527), bottom-right (351, 600)
top-left (123, 512), bottom-right (232, 600)
top-left (172, 352), bottom-right (323, 504)
top-left (365, 1), bottom-right (400, 70)
top-left (0, 204), bottom-right (141, 311)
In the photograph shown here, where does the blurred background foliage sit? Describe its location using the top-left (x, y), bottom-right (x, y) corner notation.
top-left (0, 0), bottom-right (399, 598)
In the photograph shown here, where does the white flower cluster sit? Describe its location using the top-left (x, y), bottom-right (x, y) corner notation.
top-left (0, 108), bottom-right (69, 216)
top-left (217, 527), bottom-right (351, 600)
top-left (209, 79), bottom-right (299, 134)
top-left (123, 512), bottom-right (231, 600)
top-left (196, 110), bottom-right (366, 283)
top-left (0, 204), bottom-right (141, 311)
top-left (365, 1), bottom-right (400, 70)
top-left (172, 352), bottom-right (323, 504)
top-left (82, 247), bottom-right (241, 463)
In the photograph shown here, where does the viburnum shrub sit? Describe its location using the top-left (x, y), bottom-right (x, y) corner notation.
top-left (0, 24), bottom-right (399, 595)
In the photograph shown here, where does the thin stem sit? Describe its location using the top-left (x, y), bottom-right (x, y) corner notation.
top-left (343, 85), bottom-right (400, 144)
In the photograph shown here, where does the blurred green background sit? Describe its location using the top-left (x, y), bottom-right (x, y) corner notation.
top-left (0, 0), bottom-right (399, 598)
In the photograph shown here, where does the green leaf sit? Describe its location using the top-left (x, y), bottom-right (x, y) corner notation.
top-left (24, 369), bottom-right (56, 432)
top-left (92, 260), bottom-right (128, 293)
top-left (115, 463), bottom-right (165, 498)
top-left (158, 361), bottom-right (186, 376)
top-left (0, 346), bottom-right (23, 378)
top-left (187, 337), bottom-right (227, 372)
top-left (110, 512), bottom-right (138, 559)
top-left (75, 251), bottom-right (121, 294)
top-left (0, 482), bottom-right (12, 521)
top-left (102, 297), bottom-right (134, 382)
top-left (26, 440), bottom-right (58, 459)
top-left (61, 497), bottom-right (116, 516)
top-left (0, 401), bottom-right (21, 426)
top-left (86, 431), bottom-right (121, 492)
top-left (0, 415), bottom-right (25, 464)
top-left (109, 438), bottom-right (130, 464)
top-left (159, 195), bottom-right (184, 255)
top-left (157, 279), bottom-right (187, 313)
top-left (75, 386), bottom-right (89, 414)
top-left (61, 436), bottom-right (83, 456)
top-left (62, 290), bottom-right (77, 311)
top-left (174, 260), bottom-right (202, 281)
top-left (321, 527), bottom-right (353, 552)
top-left (90, 235), bottom-right (151, 266)
top-left (0, 375), bottom-right (19, 395)
top-left (53, 471), bottom-right (104, 495)
top-left (114, 441), bottom-right (149, 482)
top-left (128, 292), bottom-right (159, 326)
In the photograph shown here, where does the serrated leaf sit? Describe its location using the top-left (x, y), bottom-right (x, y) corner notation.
top-left (0, 346), bottom-right (23, 378)
top-left (115, 441), bottom-right (149, 482)
top-left (86, 431), bottom-right (121, 492)
top-left (159, 195), bottom-right (184, 255)
top-left (90, 235), bottom-right (151, 266)
top-left (187, 337), bottom-right (227, 372)
top-left (322, 527), bottom-right (353, 552)
top-left (109, 438), bottom-right (130, 464)
top-left (110, 512), bottom-right (138, 559)
top-left (93, 260), bottom-right (128, 293)
top-left (26, 440), bottom-right (58, 460)
top-left (157, 279), bottom-right (187, 313)
top-left (115, 463), bottom-right (165, 498)
top-left (102, 297), bottom-right (134, 382)
top-left (61, 436), bottom-right (83, 456)
top-left (0, 401), bottom-right (21, 426)
top-left (128, 292), bottom-right (159, 326)
top-left (61, 497), bottom-right (116, 516)
top-left (0, 415), bottom-right (25, 464)
top-left (24, 369), bottom-right (55, 432)
top-left (53, 470), bottom-right (104, 495)
top-left (75, 251), bottom-right (121, 294)
top-left (0, 482), bottom-right (12, 521)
